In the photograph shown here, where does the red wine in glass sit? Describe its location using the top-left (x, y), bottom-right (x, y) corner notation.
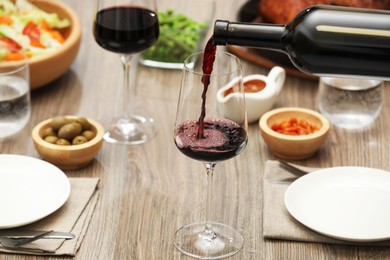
top-left (175, 118), bottom-right (247, 162)
top-left (93, 6), bottom-right (159, 54)
top-left (92, 0), bottom-right (159, 145)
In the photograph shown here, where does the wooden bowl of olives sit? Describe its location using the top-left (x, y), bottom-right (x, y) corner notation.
top-left (32, 116), bottom-right (104, 170)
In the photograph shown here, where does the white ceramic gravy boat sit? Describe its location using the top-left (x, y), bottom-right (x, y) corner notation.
top-left (217, 66), bottom-right (286, 124)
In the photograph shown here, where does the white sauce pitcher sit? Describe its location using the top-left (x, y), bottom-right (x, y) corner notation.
top-left (217, 66), bottom-right (286, 124)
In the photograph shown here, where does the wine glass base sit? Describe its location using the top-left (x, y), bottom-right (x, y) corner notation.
top-left (103, 115), bottom-right (157, 145)
top-left (173, 221), bottom-right (244, 259)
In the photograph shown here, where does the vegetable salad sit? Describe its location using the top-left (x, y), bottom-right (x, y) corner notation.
top-left (0, 0), bottom-right (70, 61)
top-left (142, 9), bottom-right (207, 64)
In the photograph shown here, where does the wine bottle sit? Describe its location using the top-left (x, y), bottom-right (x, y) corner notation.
top-left (213, 5), bottom-right (390, 79)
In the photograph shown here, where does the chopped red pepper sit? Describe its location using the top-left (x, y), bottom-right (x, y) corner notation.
top-left (0, 15), bottom-right (13, 25)
top-left (40, 20), bottom-right (65, 43)
top-left (271, 117), bottom-right (319, 136)
top-left (3, 52), bottom-right (25, 61)
top-left (48, 30), bottom-right (65, 44)
top-left (40, 20), bottom-right (50, 31)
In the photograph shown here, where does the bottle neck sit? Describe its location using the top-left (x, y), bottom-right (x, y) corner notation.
top-left (213, 20), bottom-right (286, 51)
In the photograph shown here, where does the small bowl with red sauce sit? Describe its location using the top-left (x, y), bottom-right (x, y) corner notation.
top-left (259, 107), bottom-right (330, 160)
top-left (217, 66), bottom-right (285, 124)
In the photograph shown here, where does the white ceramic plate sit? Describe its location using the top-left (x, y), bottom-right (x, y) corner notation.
top-left (0, 154), bottom-right (70, 229)
top-left (285, 166), bottom-right (390, 242)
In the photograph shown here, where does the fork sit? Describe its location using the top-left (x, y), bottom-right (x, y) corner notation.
top-left (279, 160), bottom-right (310, 176)
top-left (0, 230), bottom-right (53, 248)
top-left (271, 160), bottom-right (311, 184)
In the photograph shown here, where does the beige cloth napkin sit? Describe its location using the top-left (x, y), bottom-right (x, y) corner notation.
top-left (263, 160), bottom-right (390, 246)
top-left (0, 178), bottom-right (99, 256)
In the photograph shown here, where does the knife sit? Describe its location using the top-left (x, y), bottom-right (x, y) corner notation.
top-left (0, 230), bottom-right (75, 240)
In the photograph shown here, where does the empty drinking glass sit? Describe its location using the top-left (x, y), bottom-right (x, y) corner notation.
top-left (318, 77), bottom-right (383, 129)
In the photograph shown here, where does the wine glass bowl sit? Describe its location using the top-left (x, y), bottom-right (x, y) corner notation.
top-left (93, 5), bottom-right (159, 54)
top-left (92, 0), bottom-right (159, 145)
top-left (173, 50), bottom-right (248, 259)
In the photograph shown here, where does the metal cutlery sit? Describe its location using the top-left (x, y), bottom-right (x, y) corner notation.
top-left (271, 160), bottom-right (311, 184)
top-left (0, 230), bottom-right (75, 240)
top-left (278, 160), bottom-right (310, 176)
top-left (0, 230), bottom-right (53, 248)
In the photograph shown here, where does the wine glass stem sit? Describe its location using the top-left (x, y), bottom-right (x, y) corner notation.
top-left (204, 162), bottom-right (217, 238)
top-left (120, 54), bottom-right (133, 119)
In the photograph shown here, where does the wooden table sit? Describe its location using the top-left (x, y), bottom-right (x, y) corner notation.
top-left (1, 0), bottom-right (390, 259)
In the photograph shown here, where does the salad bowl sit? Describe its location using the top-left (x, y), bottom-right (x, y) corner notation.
top-left (0, 0), bottom-right (82, 89)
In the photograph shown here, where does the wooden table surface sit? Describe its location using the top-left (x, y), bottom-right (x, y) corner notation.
top-left (1, 0), bottom-right (390, 259)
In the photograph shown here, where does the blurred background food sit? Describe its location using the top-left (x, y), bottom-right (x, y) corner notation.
top-left (0, 0), bottom-right (70, 62)
top-left (259, 0), bottom-right (390, 24)
top-left (139, 0), bottom-right (214, 69)
top-left (231, 0), bottom-right (390, 79)
top-left (0, 0), bottom-right (81, 89)
top-left (141, 9), bottom-right (207, 64)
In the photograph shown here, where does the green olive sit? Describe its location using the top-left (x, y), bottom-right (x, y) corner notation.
top-left (82, 130), bottom-right (96, 141)
top-left (41, 127), bottom-right (56, 138)
top-left (56, 138), bottom-right (71, 145)
top-left (76, 117), bottom-right (91, 131)
top-left (50, 116), bottom-right (71, 131)
top-left (44, 135), bottom-right (59, 144)
top-left (58, 122), bottom-right (82, 140)
top-left (72, 135), bottom-right (88, 145)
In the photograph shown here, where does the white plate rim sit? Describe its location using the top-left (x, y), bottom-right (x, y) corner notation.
top-left (0, 154), bottom-right (71, 229)
top-left (284, 166), bottom-right (390, 242)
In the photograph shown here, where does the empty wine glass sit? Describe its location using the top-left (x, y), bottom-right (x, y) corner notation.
top-left (93, 0), bottom-right (159, 145)
top-left (173, 50), bottom-right (248, 259)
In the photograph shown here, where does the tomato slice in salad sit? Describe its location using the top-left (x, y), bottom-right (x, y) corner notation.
top-left (0, 36), bottom-right (22, 52)
top-left (23, 21), bottom-right (45, 48)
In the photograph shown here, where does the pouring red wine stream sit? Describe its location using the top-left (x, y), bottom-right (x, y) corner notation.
top-left (197, 37), bottom-right (216, 139)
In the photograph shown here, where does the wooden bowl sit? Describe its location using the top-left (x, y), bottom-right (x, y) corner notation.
top-left (259, 107), bottom-right (330, 160)
top-left (0, 0), bottom-right (82, 89)
top-left (32, 116), bottom-right (104, 170)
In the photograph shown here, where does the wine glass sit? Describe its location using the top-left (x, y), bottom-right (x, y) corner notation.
top-left (173, 50), bottom-right (248, 259)
top-left (93, 0), bottom-right (159, 145)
